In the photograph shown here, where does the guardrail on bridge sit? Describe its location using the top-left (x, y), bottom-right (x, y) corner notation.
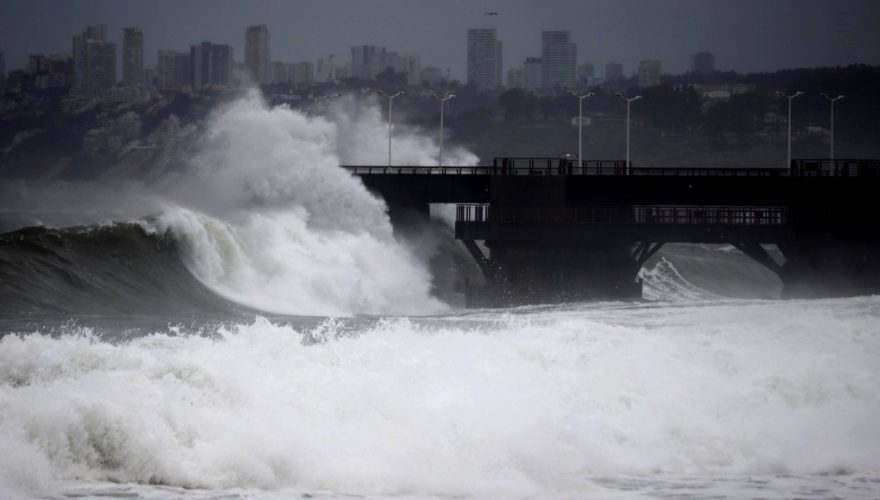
top-left (455, 205), bottom-right (788, 226)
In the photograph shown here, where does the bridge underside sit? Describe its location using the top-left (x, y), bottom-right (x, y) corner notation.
top-left (359, 158), bottom-right (880, 307)
top-left (451, 206), bottom-right (880, 306)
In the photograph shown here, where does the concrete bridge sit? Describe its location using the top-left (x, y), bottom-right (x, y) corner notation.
top-left (344, 158), bottom-right (880, 306)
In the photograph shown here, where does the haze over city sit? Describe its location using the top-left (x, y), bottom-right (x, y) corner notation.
top-left (2, 0), bottom-right (879, 79)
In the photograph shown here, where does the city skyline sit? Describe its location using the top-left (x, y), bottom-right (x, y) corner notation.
top-left (2, 0), bottom-right (879, 81)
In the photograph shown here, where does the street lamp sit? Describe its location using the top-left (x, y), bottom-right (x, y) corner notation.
top-left (615, 93), bottom-right (642, 171)
top-left (373, 89), bottom-right (405, 166)
top-left (778, 91), bottom-right (804, 169)
top-left (820, 93), bottom-right (845, 161)
top-left (309, 92), bottom-right (341, 114)
top-left (427, 92), bottom-right (456, 166)
top-left (568, 90), bottom-right (595, 166)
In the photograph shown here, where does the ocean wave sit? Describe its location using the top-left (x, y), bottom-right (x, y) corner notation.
top-left (1, 298), bottom-right (879, 497)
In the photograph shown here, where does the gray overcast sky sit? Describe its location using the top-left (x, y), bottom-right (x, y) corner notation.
top-left (1, 0), bottom-right (879, 79)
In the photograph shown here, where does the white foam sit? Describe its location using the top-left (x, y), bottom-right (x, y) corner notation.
top-left (2, 298), bottom-right (879, 498)
top-left (142, 90), bottom-right (459, 316)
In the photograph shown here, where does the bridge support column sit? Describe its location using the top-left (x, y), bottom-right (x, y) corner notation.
top-left (468, 242), bottom-right (644, 307)
top-left (778, 244), bottom-right (880, 298)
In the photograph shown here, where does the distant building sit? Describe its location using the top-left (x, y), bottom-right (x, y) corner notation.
top-left (351, 45), bottom-right (386, 80)
top-left (577, 63), bottom-right (594, 84)
top-left (290, 61), bottom-right (313, 85)
top-left (0, 53), bottom-right (5, 87)
top-left (73, 24), bottom-right (117, 97)
top-left (157, 49), bottom-right (191, 89)
top-left (692, 83), bottom-right (756, 102)
top-left (638, 60), bottom-right (661, 87)
top-left (270, 61), bottom-right (288, 83)
top-left (605, 61), bottom-right (623, 82)
top-left (691, 51), bottom-right (715, 74)
top-left (403, 54), bottom-right (421, 86)
top-left (507, 67), bottom-right (522, 88)
top-left (523, 57), bottom-right (542, 92)
top-left (123, 28), bottom-right (144, 86)
top-left (420, 66), bottom-right (445, 86)
top-left (315, 55), bottom-right (335, 82)
top-left (541, 31), bottom-right (576, 89)
top-left (28, 54), bottom-right (48, 73)
top-left (467, 28), bottom-right (503, 90)
top-left (190, 42), bottom-right (233, 89)
top-left (30, 54), bottom-right (73, 89)
top-left (245, 24), bottom-right (270, 84)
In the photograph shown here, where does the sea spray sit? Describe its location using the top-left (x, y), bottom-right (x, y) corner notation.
top-left (1, 89), bottom-right (467, 316)
top-left (151, 90), bottom-right (454, 315)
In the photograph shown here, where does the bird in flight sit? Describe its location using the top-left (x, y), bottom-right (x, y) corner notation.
top-left (485, 11), bottom-right (499, 16)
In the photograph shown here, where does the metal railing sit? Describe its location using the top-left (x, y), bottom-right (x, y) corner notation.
top-left (791, 159), bottom-right (880, 177)
top-left (456, 204), bottom-right (788, 226)
top-left (343, 165), bottom-right (498, 175)
top-left (343, 158), bottom-right (880, 178)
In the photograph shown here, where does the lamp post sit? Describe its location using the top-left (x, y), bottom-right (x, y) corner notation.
top-left (779, 91), bottom-right (804, 169)
top-left (615, 93), bottom-right (642, 171)
top-left (568, 90), bottom-right (595, 166)
top-left (310, 92), bottom-right (341, 114)
top-left (374, 90), bottom-right (405, 166)
top-left (820, 93), bottom-right (845, 161)
top-left (427, 92), bottom-right (456, 166)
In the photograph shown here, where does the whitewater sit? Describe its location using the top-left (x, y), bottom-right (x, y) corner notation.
top-left (1, 90), bottom-right (879, 499)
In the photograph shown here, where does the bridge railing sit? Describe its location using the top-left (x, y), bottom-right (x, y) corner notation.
top-left (791, 159), bottom-right (880, 177)
top-left (456, 204), bottom-right (788, 226)
top-left (344, 158), bottom-right (880, 177)
top-left (343, 165), bottom-right (497, 175)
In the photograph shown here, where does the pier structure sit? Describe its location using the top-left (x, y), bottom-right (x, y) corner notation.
top-left (345, 158), bottom-right (880, 306)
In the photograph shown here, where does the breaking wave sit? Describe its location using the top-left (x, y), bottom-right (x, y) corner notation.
top-left (1, 297), bottom-right (879, 498)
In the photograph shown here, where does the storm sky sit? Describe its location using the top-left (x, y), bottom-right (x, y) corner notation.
top-left (1, 0), bottom-right (879, 79)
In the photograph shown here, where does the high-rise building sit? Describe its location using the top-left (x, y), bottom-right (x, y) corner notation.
top-left (577, 63), bottom-right (594, 84)
top-left (157, 49), bottom-right (191, 89)
top-left (245, 24), bottom-right (270, 84)
top-left (72, 24), bottom-right (116, 97)
top-left (507, 67), bottom-right (522, 89)
top-left (0, 53), bottom-right (6, 87)
top-left (638, 60), bottom-right (661, 87)
top-left (467, 28), bottom-right (503, 90)
top-left (123, 28), bottom-right (144, 85)
top-left (190, 42), bottom-right (233, 89)
top-left (691, 52), bottom-right (715, 74)
top-left (541, 31), bottom-right (576, 90)
top-left (605, 61), bottom-right (623, 82)
top-left (523, 57), bottom-right (542, 92)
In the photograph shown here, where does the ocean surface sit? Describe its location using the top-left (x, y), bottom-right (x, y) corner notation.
top-left (1, 91), bottom-right (878, 499)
